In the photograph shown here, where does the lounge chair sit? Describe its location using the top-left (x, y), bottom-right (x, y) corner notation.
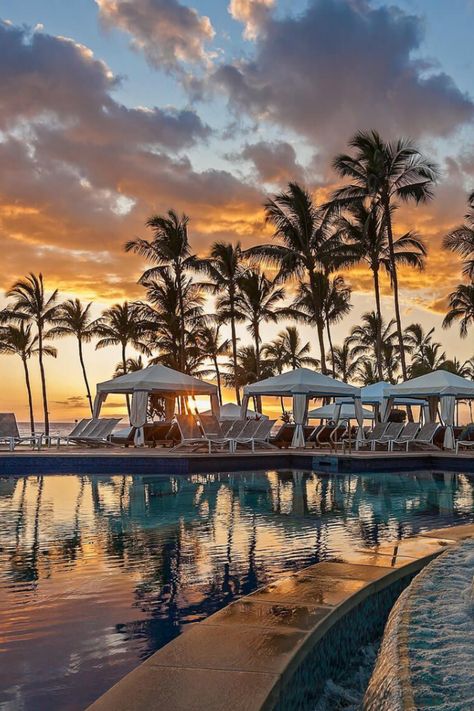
top-left (70, 418), bottom-right (122, 447)
top-left (199, 414), bottom-right (233, 451)
top-left (390, 422), bottom-right (439, 451)
top-left (219, 419), bottom-right (237, 437)
top-left (233, 419), bottom-right (277, 451)
top-left (46, 418), bottom-right (94, 447)
top-left (171, 414), bottom-right (230, 453)
top-left (386, 422), bottom-right (419, 451)
top-left (0, 413), bottom-right (42, 451)
top-left (355, 423), bottom-right (388, 451)
top-left (315, 424), bottom-right (347, 450)
top-left (367, 422), bottom-right (404, 451)
top-left (455, 424), bottom-right (474, 454)
top-left (270, 423), bottom-right (295, 449)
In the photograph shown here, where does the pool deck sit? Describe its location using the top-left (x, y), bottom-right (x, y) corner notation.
top-left (0, 446), bottom-right (473, 476)
top-left (86, 521), bottom-right (474, 711)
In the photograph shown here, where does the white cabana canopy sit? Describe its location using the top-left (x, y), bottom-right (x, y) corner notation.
top-left (387, 370), bottom-right (474, 449)
top-left (361, 381), bottom-right (425, 406)
top-left (201, 402), bottom-right (265, 420)
top-left (242, 368), bottom-right (363, 448)
top-left (308, 401), bottom-right (374, 420)
top-left (93, 364), bottom-right (219, 446)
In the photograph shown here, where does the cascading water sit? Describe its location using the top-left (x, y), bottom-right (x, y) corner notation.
top-left (364, 539), bottom-right (474, 711)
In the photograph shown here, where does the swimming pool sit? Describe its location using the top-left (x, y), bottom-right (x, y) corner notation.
top-left (1, 469), bottom-right (473, 710)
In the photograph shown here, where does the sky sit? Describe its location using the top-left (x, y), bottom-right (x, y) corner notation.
top-left (1, 0), bottom-right (474, 421)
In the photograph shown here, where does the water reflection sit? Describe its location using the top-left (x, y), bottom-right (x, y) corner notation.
top-left (0, 469), bottom-right (473, 711)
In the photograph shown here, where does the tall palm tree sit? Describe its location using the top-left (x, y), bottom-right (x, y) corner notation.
top-left (443, 190), bottom-right (474, 280)
top-left (409, 342), bottom-right (446, 377)
top-left (249, 183), bottom-right (356, 373)
top-left (331, 130), bottom-right (438, 378)
top-left (49, 299), bottom-right (97, 414)
top-left (236, 270), bottom-right (285, 379)
top-left (330, 338), bottom-right (360, 382)
top-left (263, 326), bottom-right (319, 371)
top-left (94, 302), bottom-right (151, 376)
top-left (223, 345), bottom-right (275, 392)
top-left (440, 357), bottom-right (473, 378)
top-left (125, 209), bottom-right (196, 370)
top-left (337, 202), bottom-right (426, 378)
top-left (403, 323), bottom-right (436, 367)
top-left (6, 273), bottom-right (60, 436)
top-left (323, 275), bottom-right (352, 368)
top-left (196, 324), bottom-right (230, 404)
top-left (194, 242), bottom-right (247, 403)
top-left (442, 283), bottom-right (474, 338)
top-left (347, 311), bottom-right (398, 381)
top-left (0, 322), bottom-right (56, 435)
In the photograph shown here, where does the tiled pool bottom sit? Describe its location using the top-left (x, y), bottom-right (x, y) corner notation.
top-left (1, 470), bottom-right (474, 710)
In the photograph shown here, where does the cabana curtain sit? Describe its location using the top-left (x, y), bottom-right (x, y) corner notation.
top-left (291, 394), bottom-right (307, 448)
top-left (354, 397), bottom-right (365, 442)
top-left (130, 391), bottom-right (148, 446)
top-left (440, 395), bottom-right (455, 450)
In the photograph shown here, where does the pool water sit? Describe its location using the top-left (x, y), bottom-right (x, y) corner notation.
top-left (0, 469), bottom-right (473, 711)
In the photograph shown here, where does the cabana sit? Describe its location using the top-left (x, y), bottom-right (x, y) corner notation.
top-left (241, 368), bottom-right (362, 448)
top-left (308, 401), bottom-right (374, 421)
top-left (361, 381), bottom-right (425, 420)
top-left (93, 365), bottom-right (219, 446)
top-left (387, 370), bottom-right (474, 449)
top-left (201, 402), bottom-right (265, 420)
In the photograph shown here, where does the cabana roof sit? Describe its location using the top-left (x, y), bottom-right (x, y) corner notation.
top-left (387, 370), bottom-right (474, 399)
top-left (308, 402), bottom-right (373, 420)
top-left (243, 367), bottom-right (360, 398)
top-left (96, 364), bottom-right (218, 396)
top-left (201, 402), bottom-right (264, 420)
top-left (362, 380), bottom-right (425, 406)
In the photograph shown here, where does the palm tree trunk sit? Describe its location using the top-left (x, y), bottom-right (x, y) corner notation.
top-left (213, 356), bottom-right (223, 405)
top-left (176, 264), bottom-right (186, 373)
top-left (254, 321), bottom-right (261, 379)
top-left (37, 326), bottom-right (50, 436)
top-left (22, 356), bottom-right (35, 435)
top-left (326, 320), bottom-right (335, 375)
top-left (383, 195), bottom-right (408, 379)
top-left (316, 320), bottom-right (327, 374)
top-left (122, 343), bottom-right (131, 418)
top-left (372, 266), bottom-right (384, 380)
top-left (230, 299), bottom-right (240, 405)
top-left (78, 338), bottom-right (93, 415)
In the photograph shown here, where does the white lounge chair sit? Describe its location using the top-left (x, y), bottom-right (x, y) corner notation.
top-left (455, 425), bottom-right (474, 454)
top-left (391, 423), bottom-right (439, 451)
top-left (45, 418), bottom-right (93, 448)
top-left (355, 423), bottom-right (388, 451)
top-left (368, 422), bottom-right (404, 451)
top-left (233, 419), bottom-right (276, 451)
top-left (198, 414), bottom-right (233, 452)
top-left (0, 413), bottom-right (41, 451)
top-left (70, 418), bottom-right (122, 447)
top-left (387, 423), bottom-right (420, 451)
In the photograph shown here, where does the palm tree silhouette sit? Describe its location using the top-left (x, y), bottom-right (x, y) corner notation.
top-left (348, 311), bottom-right (397, 381)
top-left (196, 324), bottom-right (230, 404)
top-left (337, 201), bottom-right (426, 378)
top-left (443, 190), bottom-right (474, 280)
top-left (50, 299), bottom-right (97, 414)
top-left (125, 210), bottom-right (196, 371)
top-left (331, 130), bottom-right (438, 379)
top-left (6, 273), bottom-right (60, 436)
top-left (263, 326), bottom-right (319, 371)
top-left (330, 338), bottom-right (360, 382)
top-left (194, 242), bottom-right (247, 403)
top-left (443, 284), bottom-right (474, 338)
top-left (236, 270), bottom-right (285, 379)
top-left (0, 322), bottom-right (55, 435)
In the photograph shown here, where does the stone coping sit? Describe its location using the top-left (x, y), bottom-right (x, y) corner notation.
top-left (86, 522), bottom-right (474, 711)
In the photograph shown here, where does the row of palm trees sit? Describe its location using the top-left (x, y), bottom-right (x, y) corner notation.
top-left (1, 130), bottom-right (474, 435)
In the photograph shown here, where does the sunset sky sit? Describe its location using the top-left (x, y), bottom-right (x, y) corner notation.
top-left (1, 0), bottom-right (474, 420)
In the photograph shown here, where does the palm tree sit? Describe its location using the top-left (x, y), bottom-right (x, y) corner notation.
top-left (323, 275), bottom-right (352, 368)
top-left (442, 283), bottom-right (474, 338)
top-left (194, 242), bottom-right (247, 403)
top-left (337, 202), bottom-right (426, 378)
top-left (263, 326), bottom-right (319, 371)
top-left (0, 322), bottom-right (55, 435)
top-left (443, 190), bottom-right (474, 279)
top-left (409, 342), bottom-right (446, 377)
top-left (114, 356), bottom-right (145, 378)
top-left (94, 302), bottom-right (151, 376)
top-left (330, 338), bottom-right (360, 382)
top-left (236, 270), bottom-right (285, 380)
top-left (249, 183), bottom-right (356, 372)
top-left (125, 209), bottom-right (196, 370)
top-left (138, 270), bottom-right (205, 373)
top-left (355, 358), bottom-right (379, 386)
top-left (49, 299), bottom-right (97, 414)
top-left (223, 345), bottom-right (275, 391)
top-left (331, 130), bottom-right (438, 378)
top-left (440, 357), bottom-right (473, 378)
top-left (196, 324), bottom-right (230, 404)
top-left (6, 273), bottom-right (60, 436)
top-left (347, 311), bottom-right (397, 381)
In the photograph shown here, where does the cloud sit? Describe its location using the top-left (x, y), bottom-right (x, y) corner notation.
top-left (238, 140), bottom-right (305, 185)
top-left (96, 0), bottom-right (215, 72)
top-left (0, 22), bottom-right (264, 295)
top-left (214, 0), bottom-right (474, 156)
top-left (228, 0), bottom-right (275, 40)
